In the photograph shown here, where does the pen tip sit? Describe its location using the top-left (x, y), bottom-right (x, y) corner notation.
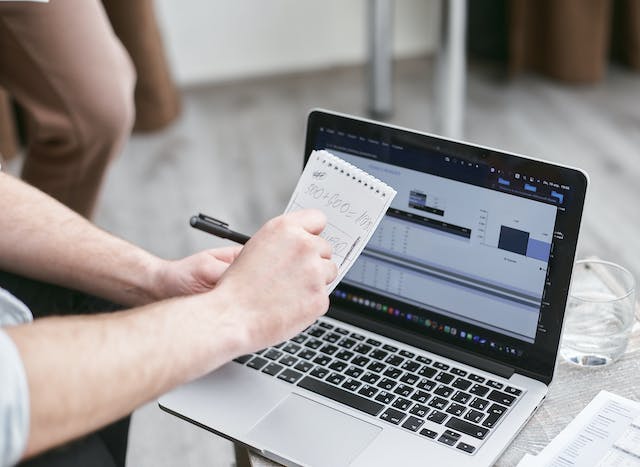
top-left (189, 216), bottom-right (197, 226)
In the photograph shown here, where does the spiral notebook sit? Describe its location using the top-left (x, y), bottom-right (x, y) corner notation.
top-left (284, 150), bottom-right (397, 291)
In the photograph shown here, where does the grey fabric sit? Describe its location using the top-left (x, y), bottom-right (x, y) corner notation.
top-left (0, 287), bottom-right (33, 467)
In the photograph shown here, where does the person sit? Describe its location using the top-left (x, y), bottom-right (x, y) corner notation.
top-left (0, 170), bottom-right (338, 466)
top-left (0, 0), bottom-right (135, 218)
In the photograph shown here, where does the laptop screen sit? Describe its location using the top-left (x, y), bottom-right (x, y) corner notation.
top-left (305, 110), bottom-right (587, 382)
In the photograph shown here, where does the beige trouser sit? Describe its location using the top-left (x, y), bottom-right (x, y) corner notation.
top-left (0, 0), bottom-right (135, 218)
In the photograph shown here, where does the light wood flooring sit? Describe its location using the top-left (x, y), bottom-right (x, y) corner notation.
top-left (81, 57), bottom-right (640, 466)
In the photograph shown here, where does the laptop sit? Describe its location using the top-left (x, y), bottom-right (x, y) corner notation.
top-left (159, 109), bottom-right (588, 466)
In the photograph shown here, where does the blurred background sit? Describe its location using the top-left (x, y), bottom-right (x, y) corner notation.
top-left (2, 0), bottom-right (639, 465)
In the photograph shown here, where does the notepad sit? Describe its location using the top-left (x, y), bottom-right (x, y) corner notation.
top-left (284, 150), bottom-right (397, 291)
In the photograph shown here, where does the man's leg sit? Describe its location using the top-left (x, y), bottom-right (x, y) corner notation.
top-left (0, 271), bottom-right (130, 467)
top-left (0, 0), bottom-right (135, 218)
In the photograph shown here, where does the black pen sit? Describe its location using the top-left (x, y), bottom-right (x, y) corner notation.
top-left (189, 213), bottom-right (251, 245)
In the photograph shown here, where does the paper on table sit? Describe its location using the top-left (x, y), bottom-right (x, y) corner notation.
top-left (517, 391), bottom-right (640, 467)
top-left (284, 150), bottom-right (396, 292)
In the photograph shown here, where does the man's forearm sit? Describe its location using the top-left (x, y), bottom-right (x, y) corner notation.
top-left (5, 291), bottom-right (245, 459)
top-left (0, 173), bottom-right (163, 306)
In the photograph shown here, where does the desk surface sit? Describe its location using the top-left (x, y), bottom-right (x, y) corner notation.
top-left (246, 321), bottom-right (640, 467)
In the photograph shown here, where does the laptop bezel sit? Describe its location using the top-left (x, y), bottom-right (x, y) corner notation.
top-left (304, 109), bottom-right (588, 385)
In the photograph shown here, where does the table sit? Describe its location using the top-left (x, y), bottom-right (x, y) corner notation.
top-left (240, 320), bottom-right (640, 466)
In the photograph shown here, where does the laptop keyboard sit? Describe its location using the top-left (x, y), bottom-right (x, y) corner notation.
top-left (234, 319), bottom-right (524, 455)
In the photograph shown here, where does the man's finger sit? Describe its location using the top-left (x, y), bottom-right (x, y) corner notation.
top-left (284, 209), bottom-right (327, 235)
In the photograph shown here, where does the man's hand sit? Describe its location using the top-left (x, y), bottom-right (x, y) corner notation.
top-left (212, 209), bottom-right (338, 354)
top-left (152, 246), bottom-right (242, 300)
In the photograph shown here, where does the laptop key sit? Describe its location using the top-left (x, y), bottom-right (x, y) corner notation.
top-left (433, 362), bottom-right (450, 370)
top-left (338, 338), bottom-right (357, 349)
top-left (469, 384), bottom-right (490, 397)
top-left (469, 397), bottom-right (489, 410)
top-left (375, 391), bottom-right (395, 405)
top-left (305, 338), bottom-right (323, 349)
top-left (318, 321), bottom-right (334, 330)
top-left (505, 386), bottom-right (523, 396)
top-left (279, 355), bottom-right (298, 367)
top-left (418, 366), bottom-right (437, 379)
top-left (264, 349), bottom-right (283, 360)
top-left (428, 397), bottom-right (449, 411)
top-left (452, 391), bottom-right (471, 404)
top-left (282, 343), bottom-right (301, 354)
top-left (323, 333), bottom-right (342, 344)
top-left (434, 385), bottom-right (453, 398)
top-left (445, 403), bottom-right (466, 417)
top-left (370, 349), bottom-right (388, 361)
top-left (416, 356), bottom-right (432, 364)
top-left (277, 369), bottom-right (303, 384)
top-left (377, 378), bottom-right (397, 391)
top-left (298, 376), bottom-right (384, 416)
top-left (383, 367), bottom-right (402, 379)
top-left (419, 428), bottom-right (438, 439)
top-left (452, 378), bottom-right (472, 391)
top-left (366, 338), bottom-right (382, 347)
top-left (400, 360), bottom-right (420, 373)
top-left (358, 384), bottom-right (378, 398)
top-left (320, 344), bottom-right (338, 356)
top-left (352, 356), bottom-right (370, 367)
top-left (310, 367), bottom-right (329, 379)
top-left (329, 361), bottom-right (347, 372)
top-left (446, 417), bottom-right (489, 439)
top-left (313, 355), bottom-right (331, 366)
top-left (326, 372), bottom-right (346, 385)
top-left (334, 327), bottom-right (349, 335)
top-left (487, 389), bottom-right (516, 406)
top-left (234, 355), bottom-right (252, 364)
top-left (410, 403), bottom-right (429, 418)
top-left (438, 430), bottom-right (461, 446)
top-left (457, 442), bottom-right (476, 454)
top-left (434, 372), bottom-right (455, 384)
top-left (417, 379), bottom-right (436, 391)
top-left (367, 361), bottom-right (386, 373)
top-left (482, 403), bottom-right (507, 428)
top-left (361, 372), bottom-right (380, 384)
top-left (291, 334), bottom-right (307, 344)
top-left (247, 356), bottom-right (268, 370)
top-left (298, 349), bottom-right (316, 360)
top-left (262, 362), bottom-right (284, 376)
top-left (392, 397), bottom-right (412, 411)
top-left (468, 373), bottom-right (485, 383)
top-left (341, 378), bottom-right (362, 392)
top-left (450, 368), bottom-right (467, 377)
top-left (382, 344), bottom-right (398, 352)
top-left (427, 410), bottom-right (447, 424)
top-left (345, 366), bottom-right (364, 378)
top-left (379, 408), bottom-right (406, 425)
top-left (385, 355), bottom-right (404, 367)
top-left (294, 361), bottom-right (313, 373)
top-left (308, 328), bottom-right (325, 338)
top-left (399, 350), bottom-right (415, 359)
top-left (354, 343), bottom-right (373, 355)
top-left (464, 409), bottom-right (485, 424)
top-left (401, 416), bottom-right (424, 432)
top-left (400, 373), bottom-right (419, 385)
top-left (410, 390), bottom-right (431, 404)
top-left (487, 380), bottom-right (504, 390)
top-left (393, 384), bottom-right (413, 397)
top-left (350, 332), bottom-right (365, 341)
top-left (335, 350), bottom-right (354, 361)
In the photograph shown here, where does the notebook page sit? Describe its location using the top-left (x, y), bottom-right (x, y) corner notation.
top-left (284, 150), bottom-right (397, 291)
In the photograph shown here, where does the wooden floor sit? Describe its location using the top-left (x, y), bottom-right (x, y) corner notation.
top-left (91, 57), bottom-right (639, 466)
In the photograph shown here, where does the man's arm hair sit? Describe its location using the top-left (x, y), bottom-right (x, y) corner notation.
top-left (0, 172), bottom-right (164, 306)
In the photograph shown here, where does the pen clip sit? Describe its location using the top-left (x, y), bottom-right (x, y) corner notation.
top-left (198, 213), bottom-right (229, 228)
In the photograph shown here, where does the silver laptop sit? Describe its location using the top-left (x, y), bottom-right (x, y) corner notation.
top-left (160, 110), bottom-right (588, 466)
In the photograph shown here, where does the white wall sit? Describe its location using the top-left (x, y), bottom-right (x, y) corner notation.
top-left (155, 0), bottom-right (441, 86)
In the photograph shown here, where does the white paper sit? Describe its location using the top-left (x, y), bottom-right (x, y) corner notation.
top-left (284, 150), bottom-right (396, 292)
top-left (518, 391), bottom-right (640, 467)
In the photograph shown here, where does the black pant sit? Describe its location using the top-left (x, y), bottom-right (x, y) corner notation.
top-left (0, 271), bottom-right (130, 467)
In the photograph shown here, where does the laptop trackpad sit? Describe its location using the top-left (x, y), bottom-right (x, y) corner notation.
top-left (247, 393), bottom-right (381, 467)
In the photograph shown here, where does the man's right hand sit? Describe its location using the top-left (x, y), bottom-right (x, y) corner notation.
top-left (212, 209), bottom-right (338, 354)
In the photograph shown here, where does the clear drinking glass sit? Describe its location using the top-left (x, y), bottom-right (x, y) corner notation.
top-left (560, 259), bottom-right (636, 367)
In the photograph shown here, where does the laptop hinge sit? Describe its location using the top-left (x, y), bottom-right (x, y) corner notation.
top-left (328, 307), bottom-right (515, 379)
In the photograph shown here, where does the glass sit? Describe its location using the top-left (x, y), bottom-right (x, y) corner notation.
top-left (560, 259), bottom-right (636, 367)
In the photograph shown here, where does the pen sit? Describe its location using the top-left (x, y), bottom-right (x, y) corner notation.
top-left (189, 213), bottom-right (251, 245)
